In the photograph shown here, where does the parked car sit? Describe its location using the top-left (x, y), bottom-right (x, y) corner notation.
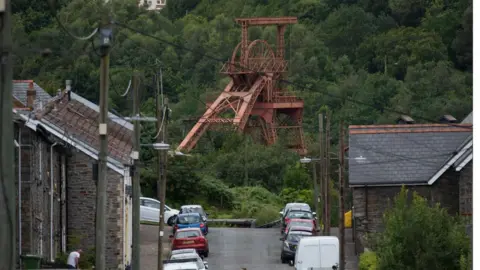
top-left (180, 205), bottom-right (209, 232)
top-left (171, 251), bottom-right (209, 269)
top-left (170, 228), bottom-right (209, 257)
top-left (282, 208), bottom-right (316, 232)
top-left (288, 236), bottom-right (339, 269)
top-left (180, 205), bottom-right (209, 221)
top-left (173, 213), bottom-right (208, 235)
top-left (280, 203), bottom-right (311, 219)
top-left (283, 219), bottom-right (318, 235)
top-left (280, 230), bottom-right (313, 264)
top-left (164, 258), bottom-right (201, 270)
top-left (140, 197), bottom-right (179, 225)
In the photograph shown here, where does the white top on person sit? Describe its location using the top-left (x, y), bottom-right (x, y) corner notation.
top-left (67, 249), bottom-right (83, 268)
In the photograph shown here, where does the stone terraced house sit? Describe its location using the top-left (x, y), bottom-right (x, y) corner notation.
top-left (348, 114), bottom-right (473, 254)
top-left (13, 80), bottom-right (134, 269)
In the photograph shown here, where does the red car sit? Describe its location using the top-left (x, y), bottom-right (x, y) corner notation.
top-left (284, 217), bottom-right (317, 234)
top-left (169, 228), bottom-right (210, 257)
top-left (285, 221), bottom-right (318, 236)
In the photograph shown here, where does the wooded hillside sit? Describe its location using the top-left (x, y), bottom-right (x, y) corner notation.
top-left (12, 0), bottom-right (472, 217)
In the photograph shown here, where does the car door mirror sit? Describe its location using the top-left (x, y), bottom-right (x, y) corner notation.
top-left (279, 237), bottom-right (284, 241)
top-left (205, 212), bottom-right (209, 216)
top-left (288, 260), bottom-right (294, 266)
top-left (168, 235), bottom-right (174, 239)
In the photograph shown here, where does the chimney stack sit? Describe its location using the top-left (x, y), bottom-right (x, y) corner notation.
top-left (26, 81), bottom-right (36, 109)
top-left (65, 80), bottom-right (72, 91)
top-left (396, 115), bottom-right (415, 124)
top-left (439, 115), bottom-right (457, 123)
top-left (66, 80), bottom-right (72, 100)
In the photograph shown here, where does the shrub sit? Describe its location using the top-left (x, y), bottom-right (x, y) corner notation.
top-left (230, 186), bottom-right (283, 225)
top-left (359, 251), bottom-right (378, 270)
top-left (198, 176), bottom-right (234, 208)
top-left (375, 187), bottom-right (471, 270)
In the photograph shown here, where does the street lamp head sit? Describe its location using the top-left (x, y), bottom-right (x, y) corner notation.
top-left (300, 157), bottom-right (312, 164)
top-left (152, 142), bottom-right (170, 151)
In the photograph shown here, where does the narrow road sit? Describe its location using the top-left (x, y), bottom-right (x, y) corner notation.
top-left (140, 225), bottom-right (358, 270)
top-left (206, 227), bottom-right (290, 270)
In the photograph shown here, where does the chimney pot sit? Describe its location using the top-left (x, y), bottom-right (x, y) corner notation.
top-left (396, 115), bottom-right (415, 124)
top-left (66, 80), bottom-right (72, 91)
top-left (439, 114), bottom-right (457, 123)
top-left (26, 81), bottom-right (36, 109)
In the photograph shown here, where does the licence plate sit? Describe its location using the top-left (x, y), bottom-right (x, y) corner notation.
top-left (183, 241), bottom-right (194, 244)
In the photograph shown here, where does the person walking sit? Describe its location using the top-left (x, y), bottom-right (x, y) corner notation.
top-left (67, 249), bottom-right (83, 269)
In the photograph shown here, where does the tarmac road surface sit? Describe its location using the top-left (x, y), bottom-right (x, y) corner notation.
top-left (140, 225), bottom-right (358, 270)
top-left (140, 225), bottom-right (290, 270)
top-left (205, 227), bottom-right (291, 270)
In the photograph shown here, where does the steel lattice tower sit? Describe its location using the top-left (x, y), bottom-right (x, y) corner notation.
top-left (177, 17), bottom-right (306, 155)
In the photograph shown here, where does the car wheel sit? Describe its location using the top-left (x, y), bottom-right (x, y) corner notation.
top-left (204, 250), bottom-right (209, 258)
top-left (167, 216), bottom-right (176, 226)
top-left (281, 256), bottom-right (287, 264)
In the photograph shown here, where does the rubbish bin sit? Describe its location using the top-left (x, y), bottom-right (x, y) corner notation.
top-left (21, 254), bottom-right (42, 270)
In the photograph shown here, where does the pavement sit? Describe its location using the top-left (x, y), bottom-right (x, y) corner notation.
top-left (140, 224), bottom-right (359, 270)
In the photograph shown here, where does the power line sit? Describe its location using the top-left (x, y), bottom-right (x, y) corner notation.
top-left (112, 20), bottom-right (472, 130)
top-left (46, 0), bottom-right (99, 41)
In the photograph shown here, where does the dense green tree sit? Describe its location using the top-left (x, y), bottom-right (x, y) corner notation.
top-left (374, 187), bottom-right (471, 269)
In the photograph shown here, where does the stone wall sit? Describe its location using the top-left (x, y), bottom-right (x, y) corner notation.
top-left (66, 151), bottom-right (124, 269)
top-left (352, 169), bottom-right (460, 252)
top-left (15, 124), bottom-right (64, 260)
top-left (459, 161), bottom-right (472, 216)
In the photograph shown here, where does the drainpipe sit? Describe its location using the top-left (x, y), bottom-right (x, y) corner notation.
top-left (50, 142), bottom-right (58, 262)
top-left (16, 131), bottom-right (33, 267)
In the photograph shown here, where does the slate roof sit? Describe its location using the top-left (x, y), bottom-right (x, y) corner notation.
top-left (13, 80), bottom-right (52, 108)
top-left (36, 90), bottom-right (134, 165)
top-left (348, 124), bottom-right (472, 186)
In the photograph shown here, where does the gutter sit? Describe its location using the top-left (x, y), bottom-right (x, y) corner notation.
top-left (350, 182), bottom-right (429, 188)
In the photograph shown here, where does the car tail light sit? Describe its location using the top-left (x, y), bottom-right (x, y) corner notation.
top-left (174, 225), bottom-right (178, 230)
top-left (285, 217), bottom-right (290, 224)
top-left (200, 223), bottom-right (205, 228)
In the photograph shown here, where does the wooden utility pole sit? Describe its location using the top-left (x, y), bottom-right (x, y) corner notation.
top-left (96, 23), bottom-right (113, 270)
top-left (312, 162), bottom-right (320, 230)
top-left (318, 114), bottom-right (325, 234)
top-left (157, 70), bottom-right (169, 270)
top-left (324, 112), bottom-right (331, 235)
top-left (339, 121), bottom-right (345, 270)
top-left (131, 73), bottom-right (141, 270)
top-left (0, 0), bottom-right (16, 268)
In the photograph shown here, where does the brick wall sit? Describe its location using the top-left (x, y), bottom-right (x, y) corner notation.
top-left (352, 169), bottom-right (460, 252)
top-left (66, 151), bottom-right (124, 269)
top-left (459, 161), bottom-right (472, 216)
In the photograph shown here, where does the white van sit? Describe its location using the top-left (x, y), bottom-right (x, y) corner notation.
top-left (288, 236), bottom-right (340, 270)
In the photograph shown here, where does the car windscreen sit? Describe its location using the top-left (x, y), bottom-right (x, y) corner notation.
top-left (287, 232), bottom-right (312, 242)
top-left (177, 215), bottom-right (201, 224)
top-left (289, 221), bottom-right (313, 228)
top-left (182, 207), bottom-right (204, 215)
top-left (287, 211), bottom-right (313, 219)
top-left (176, 230), bottom-right (201, 238)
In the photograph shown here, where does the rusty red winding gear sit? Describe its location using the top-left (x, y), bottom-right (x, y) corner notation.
top-left (177, 17), bottom-right (306, 155)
